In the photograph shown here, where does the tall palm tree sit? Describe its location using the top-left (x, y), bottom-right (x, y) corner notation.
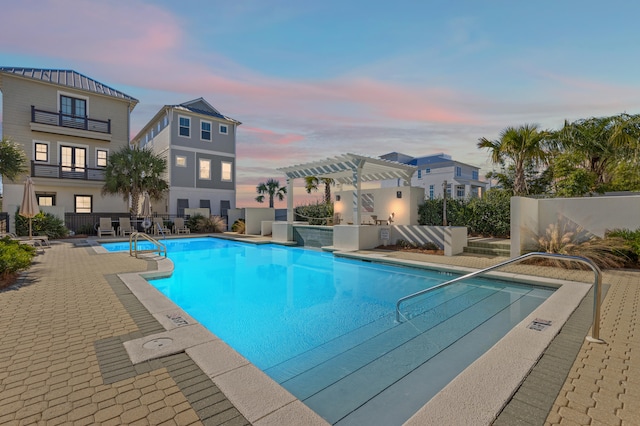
top-left (304, 176), bottom-right (335, 204)
top-left (101, 146), bottom-right (169, 214)
top-left (0, 137), bottom-right (27, 182)
top-left (255, 178), bottom-right (286, 208)
top-left (478, 124), bottom-right (549, 195)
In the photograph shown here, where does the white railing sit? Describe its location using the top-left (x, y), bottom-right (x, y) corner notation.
top-left (129, 232), bottom-right (167, 258)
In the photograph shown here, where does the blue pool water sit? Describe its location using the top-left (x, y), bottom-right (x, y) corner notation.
top-left (103, 237), bottom-right (555, 425)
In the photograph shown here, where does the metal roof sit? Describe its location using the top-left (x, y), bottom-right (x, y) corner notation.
top-left (0, 67), bottom-right (139, 104)
top-left (277, 153), bottom-right (417, 185)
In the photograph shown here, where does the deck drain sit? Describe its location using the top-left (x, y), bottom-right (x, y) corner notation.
top-left (528, 318), bottom-right (552, 331)
top-left (143, 337), bottom-right (173, 350)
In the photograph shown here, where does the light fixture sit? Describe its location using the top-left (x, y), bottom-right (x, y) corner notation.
top-left (336, 195), bottom-right (341, 201)
top-left (396, 191), bottom-right (402, 198)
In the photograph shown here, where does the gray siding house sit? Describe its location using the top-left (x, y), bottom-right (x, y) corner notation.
top-left (131, 98), bottom-right (241, 218)
top-left (0, 67), bottom-right (138, 220)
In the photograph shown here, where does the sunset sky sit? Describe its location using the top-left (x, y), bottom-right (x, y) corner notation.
top-left (1, 0), bottom-right (639, 207)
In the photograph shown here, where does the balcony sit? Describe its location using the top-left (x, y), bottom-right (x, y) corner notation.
top-left (30, 106), bottom-right (112, 141)
top-left (31, 161), bottom-right (106, 181)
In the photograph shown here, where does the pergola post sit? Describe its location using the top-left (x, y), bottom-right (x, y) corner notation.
top-left (287, 178), bottom-right (294, 222)
top-left (352, 163), bottom-right (363, 225)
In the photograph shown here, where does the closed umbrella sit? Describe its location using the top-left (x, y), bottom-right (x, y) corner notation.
top-left (20, 176), bottom-right (40, 239)
top-left (140, 192), bottom-right (151, 230)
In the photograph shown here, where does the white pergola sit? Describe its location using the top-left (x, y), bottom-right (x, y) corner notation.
top-left (277, 153), bottom-right (417, 224)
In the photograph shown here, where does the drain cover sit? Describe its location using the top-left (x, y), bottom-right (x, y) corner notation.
top-left (528, 318), bottom-right (552, 331)
top-left (142, 337), bottom-right (173, 350)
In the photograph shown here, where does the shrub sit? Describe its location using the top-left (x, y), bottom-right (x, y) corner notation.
top-left (418, 189), bottom-right (511, 237)
top-left (606, 228), bottom-right (640, 264)
top-left (0, 237), bottom-right (36, 284)
top-left (197, 215), bottom-right (226, 233)
top-left (232, 218), bottom-right (245, 234)
top-left (295, 202), bottom-right (334, 225)
top-left (186, 214), bottom-right (205, 232)
top-left (396, 239), bottom-right (440, 251)
top-left (15, 209), bottom-right (68, 239)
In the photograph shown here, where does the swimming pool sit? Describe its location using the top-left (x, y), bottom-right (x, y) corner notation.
top-left (103, 237), bottom-right (555, 425)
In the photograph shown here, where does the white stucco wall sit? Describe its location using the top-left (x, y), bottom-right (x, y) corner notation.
top-left (244, 208), bottom-right (275, 235)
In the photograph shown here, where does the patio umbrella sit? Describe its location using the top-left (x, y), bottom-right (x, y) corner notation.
top-left (140, 191), bottom-right (152, 230)
top-left (19, 176), bottom-right (40, 239)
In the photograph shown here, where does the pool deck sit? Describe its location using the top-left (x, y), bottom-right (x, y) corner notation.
top-left (0, 236), bottom-right (638, 425)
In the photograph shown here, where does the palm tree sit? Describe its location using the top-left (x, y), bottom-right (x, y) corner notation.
top-left (255, 178), bottom-right (286, 208)
top-left (304, 176), bottom-right (335, 204)
top-left (101, 146), bottom-right (169, 214)
top-left (478, 124), bottom-right (549, 195)
top-left (0, 137), bottom-right (27, 182)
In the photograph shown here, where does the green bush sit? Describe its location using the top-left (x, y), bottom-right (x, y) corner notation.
top-left (294, 202), bottom-right (334, 225)
top-left (232, 218), bottom-right (245, 234)
top-left (186, 214), bottom-right (204, 232)
top-left (418, 189), bottom-right (511, 237)
top-left (15, 209), bottom-right (68, 239)
top-left (607, 228), bottom-right (640, 264)
top-left (0, 237), bottom-right (36, 281)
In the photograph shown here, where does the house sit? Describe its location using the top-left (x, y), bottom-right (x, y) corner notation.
top-left (380, 152), bottom-right (487, 199)
top-left (130, 98), bottom-right (241, 219)
top-left (0, 67), bottom-right (138, 222)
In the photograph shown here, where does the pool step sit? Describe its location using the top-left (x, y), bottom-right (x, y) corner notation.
top-left (464, 238), bottom-right (511, 257)
top-left (266, 283), bottom-right (552, 425)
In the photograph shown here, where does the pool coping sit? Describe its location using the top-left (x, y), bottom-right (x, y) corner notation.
top-left (92, 238), bottom-right (594, 425)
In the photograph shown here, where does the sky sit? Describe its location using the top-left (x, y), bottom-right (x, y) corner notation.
top-left (1, 0), bottom-right (640, 207)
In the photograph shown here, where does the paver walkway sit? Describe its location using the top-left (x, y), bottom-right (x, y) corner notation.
top-left (0, 240), bottom-right (638, 425)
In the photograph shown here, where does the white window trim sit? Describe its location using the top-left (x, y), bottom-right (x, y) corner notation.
top-left (57, 90), bottom-right (90, 115)
top-left (221, 161), bottom-right (232, 182)
top-left (219, 123), bottom-right (229, 135)
top-left (201, 120), bottom-right (212, 141)
top-left (33, 140), bottom-right (50, 163)
top-left (179, 115), bottom-right (191, 138)
top-left (96, 148), bottom-right (109, 168)
top-left (175, 155), bottom-right (187, 167)
top-left (199, 159), bottom-right (211, 180)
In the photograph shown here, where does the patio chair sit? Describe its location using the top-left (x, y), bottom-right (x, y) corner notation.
top-left (173, 218), bottom-right (190, 234)
top-left (98, 218), bottom-right (116, 237)
top-left (153, 217), bottom-right (171, 235)
top-left (118, 217), bottom-right (135, 237)
top-left (2, 232), bottom-right (50, 247)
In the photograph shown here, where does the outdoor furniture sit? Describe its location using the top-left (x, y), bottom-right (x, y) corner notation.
top-left (118, 217), bottom-right (135, 237)
top-left (153, 217), bottom-right (171, 235)
top-left (173, 218), bottom-right (190, 234)
top-left (1, 232), bottom-right (46, 253)
top-left (97, 217), bottom-right (116, 237)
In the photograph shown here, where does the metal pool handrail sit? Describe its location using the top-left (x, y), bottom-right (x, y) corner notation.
top-left (394, 252), bottom-right (605, 343)
top-left (129, 232), bottom-right (167, 258)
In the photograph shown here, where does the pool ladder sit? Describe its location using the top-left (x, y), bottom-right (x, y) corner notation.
top-left (395, 252), bottom-right (604, 343)
top-left (129, 232), bottom-right (167, 258)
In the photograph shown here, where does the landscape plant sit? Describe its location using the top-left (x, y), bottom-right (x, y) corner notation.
top-left (196, 215), bottom-right (226, 233)
top-left (0, 137), bottom-right (28, 182)
top-left (186, 214), bottom-right (205, 232)
top-left (294, 202), bottom-right (334, 225)
top-left (255, 178), bottom-right (286, 208)
top-left (0, 237), bottom-right (36, 287)
top-left (232, 218), bottom-right (245, 234)
top-left (15, 209), bottom-right (68, 239)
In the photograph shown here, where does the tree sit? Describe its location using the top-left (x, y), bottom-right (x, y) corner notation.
top-left (478, 124), bottom-right (549, 195)
top-left (101, 146), bottom-right (169, 214)
top-left (0, 137), bottom-right (28, 182)
top-left (255, 178), bottom-right (286, 208)
top-left (304, 176), bottom-right (335, 204)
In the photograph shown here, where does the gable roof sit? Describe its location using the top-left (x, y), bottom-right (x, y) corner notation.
top-left (169, 98), bottom-right (241, 124)
top-left (0, 67), bottom-right (138, 104)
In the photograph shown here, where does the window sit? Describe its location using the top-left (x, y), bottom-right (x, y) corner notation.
top-left (472, 170), bottom-right (479, 180)
top-left (429, 185), bottom-right (434, 200)
top-left (425, 168), bottom-right (431, 174)
top-left (177, 199), bottom-right (189, 217)
top-left (221, 161), bottom-right (232, 181)
top-left (179, 116), bottom-right (190, 137)
top-left (219, 124), bottom-right (228, 134)
top-left (201, 121), bottom-right (212, 141)
top-left (457, 186), bottom-right (465, 198)
top-left (36, 193), bottom-right (56, 206)
top-left (60, 95), bottom-right (86, 128)
top-left (157, 122), bottom-right (161, 133)
top-left (446, 184), bottom-right (452, 196)
top-left (75, 195), bottom-right (92, 213)
top-left (199, 159), bottom-right (211, 180)
top-left (456, 166), bottom-right (462, 177)
top-left (163, 116), bottom-right (168, 127)
top-left (417, 170), bottom-right (422, 179)
top-left (61, 146), bottom-right (86, 172)
top-left (175, 155), bottom-right (187, 167)
top-left (34, 142), bottom-right (49, 162)
top-left (96, 149), bottom-right (108, 167)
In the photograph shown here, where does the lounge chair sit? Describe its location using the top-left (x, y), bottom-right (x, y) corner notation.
top-left (98, 218), bottom-right (116, 237)
top-left (1, 233), bottom-right (46, 254)
top-left (1, 232), bottom-right (50, 247)
top-left (153, 217), bottom-right (171, 235)
top-left (118, 217), bottom-right (135, 236)
top-left (173, 218), bottom-right (190, 234)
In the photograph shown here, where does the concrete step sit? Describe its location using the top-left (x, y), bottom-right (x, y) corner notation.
top-left (466, 238), bottom-right (511, 251)
top-left (463, 246), bottom-right (511, 257)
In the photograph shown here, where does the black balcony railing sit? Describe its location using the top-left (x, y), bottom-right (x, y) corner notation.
top-left (31, 105), bottom-right (111, 134)
top-left (31, 161), bottom-right (106, 181)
